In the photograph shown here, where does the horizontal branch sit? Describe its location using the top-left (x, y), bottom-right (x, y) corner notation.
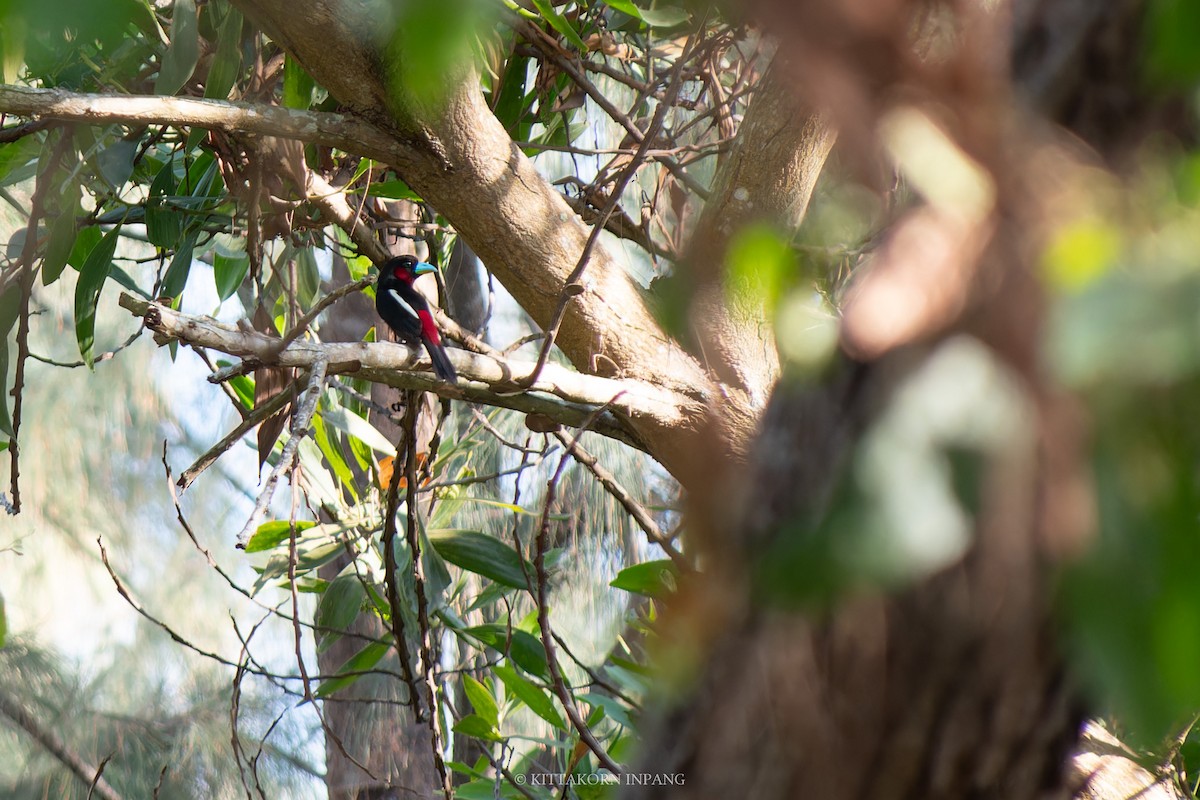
top-left (119, 294), bottom-right (700, 451)
top-left (0, 85), bottom-right (414, 166)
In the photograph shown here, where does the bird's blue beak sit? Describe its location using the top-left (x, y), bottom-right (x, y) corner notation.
top-left (413, 262), bottom-right (438, 276)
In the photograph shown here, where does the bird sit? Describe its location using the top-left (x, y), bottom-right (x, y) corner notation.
top-left (375, 255), bottom-right (458, 382)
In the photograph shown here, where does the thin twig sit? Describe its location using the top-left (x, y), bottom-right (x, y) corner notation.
top-left (401, 389), bottom-right (453, 800)
top-left (551, 431), bottom-right (686, 569)
top-left (521, 28), bottom-right (704, 389)
top-left (235, 356), bottom-right (328, 548)
top-left (177, 378), bottom-right (299, 490)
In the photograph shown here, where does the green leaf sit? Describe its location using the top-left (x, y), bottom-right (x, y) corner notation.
top-left (0, 137), bottom-right (40, 187)
top-left (322, 406), bottom-right (397, 455)
top-left (609, 559), bottom-right (678, 596)
top-left (579, 691), bottom-right (635, 730)
top-left (0, 337), bottom-right (11, 440)
top-left (638, 4), bottom-right (690, 27)
top-left (282, 54), bottom-right (315, 110)
top-left (96, 137), bottom-right (138, 189)
top-left (494, 664), bottom-right (565, 729)
top-left (213, 251), bottom-right (249, 302)
top-left (600, 0), bottom-right (642, 17)
top-left (365, 179), bottom-right (421, 201)
top-left (67, 226), bottom-right (102, 270)
top-left (453, 714), bottom-right (503, 742)
top-left (145, 159), bottom-right (181, 248)
top-left (314, 640), bottom-right (390, 698)
top-left (296, 247), bottom-right (321, 307)
top-left (160, 231), bottom-right (198, 300)
top-left (243, 519), bottom-right (318, 553)
top-left (74, 224), bottom-right (122, 368)
top-left (463, 674), bottom-right (500, 728)
top-left (529, 0), bottom-right (587, 51)
top-left (156, 0), bottom-right (200, 95)
top-left (315, 574), bottom-right (366, 652)
top-left (203, 1), bottom-right (242, 100)
top-left (42, 204), bottom-right (78, 286)
top-left (428, 530), bottom-right (532, 589)
top-left (462, 624), bottom-right (549, 679)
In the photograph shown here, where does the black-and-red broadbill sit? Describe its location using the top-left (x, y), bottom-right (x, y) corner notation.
top-left (375, 255), bottom-right (458, 382)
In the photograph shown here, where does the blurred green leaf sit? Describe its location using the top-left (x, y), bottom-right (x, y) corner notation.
top-left (494, 663), bottom-right (565, 729)
top-left (160, 230), bottom-right (198, 300)
top-left (610, 559), bottom-right (678, 597)
top-left (462, 624), bottom-right (549, 679)
top-left (452, 714), bottom-right (503, 742)
top-left (637, 5), bottom-right (689, 27)
top-left (96, 136), bottom-right (138, 189)
top-left (725, 223), bottom-right (794, 317)
top-left (366, 179), bottom-right (421, 201)
top-left (463, 674), bottom-right (499, 728)
top-left (156, 0), bottom-right (200, 95)
top-left (74, 223), bottom-right (122, 368)
top-left (1145, 0), bottom-right (1200, 85)
top-left (145, 158), bottom-right (182, 248)
top-left (315, 640), bottom-right (390, 698)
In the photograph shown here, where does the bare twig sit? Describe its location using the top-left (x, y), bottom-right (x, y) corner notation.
top-left (550, 430), bottom-right (686, 569)
top-left (178, 378), bottom-right (300, 490)
top-left (235, 357), bottom-right (328, 548)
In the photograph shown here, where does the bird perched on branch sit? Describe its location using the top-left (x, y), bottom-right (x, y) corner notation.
top-left (375, 255), bottom-right (458, 382)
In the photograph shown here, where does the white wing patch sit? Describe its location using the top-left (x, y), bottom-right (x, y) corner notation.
top-left (386, 288), bottom-right (419, 321)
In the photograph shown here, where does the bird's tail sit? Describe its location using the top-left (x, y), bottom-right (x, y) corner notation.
top-left (425, 340), bottom-right (458, 383)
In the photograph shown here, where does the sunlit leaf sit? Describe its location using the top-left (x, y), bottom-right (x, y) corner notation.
top-left (243, 519), bottom-right (318, 553)
top-left (610, 559), bottom-right (678, 596)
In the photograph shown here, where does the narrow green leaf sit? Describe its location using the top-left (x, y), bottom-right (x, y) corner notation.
top-left (428, 530), bottom-right (532, 589)
top-left (160, 230), bottom-right (198, 300)
top-left (365, 179), bottom-right (421, 201)
top-left (452, 714), bottom-right (503, 742)
top-left (156, 0), bottom-right (200, 95)
top-left (145, 159), bottom-right (181, 248)
top-left (282, 54), bottom-right (315, 110)
top-left (600, 0), bottom-right (642, 17)
top-left (67, 226), bottom-right (102, 270)
top-left (609, 559), bottom-right (679, 596)
top-left (296, 247), bottom-right (321, 307)
top-left (463, 674), bottom-right (500, 728)
top-left (74, 224), bottom-right (122, 368)
top-left (243, 519), bottom-right (318, 553)
top-left (316, 574), bottom-right (366, 652)
top-left (322, 406), bottom-right (397, 455)
top-left (0, 137), bottom-right (40, 187)
top-left (203, 1), bottom-right (242, 100)
top-left (579, 691), bottom-right (635, 730)
top-left (529, 0), bottom-right (587, 51)
top-left (494, 664), bottom-right (565, 730)
top-left (0, 336), bottom-right (12, 439)
top-left (462, 624), bottom-right (549, 679)
top-left (42, 205), bottom-right (78, 286)
top-left (314, 640), bottom-right (389, 698)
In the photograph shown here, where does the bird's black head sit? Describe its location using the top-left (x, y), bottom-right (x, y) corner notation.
top-left (380, 255), bottom-right (437, 285)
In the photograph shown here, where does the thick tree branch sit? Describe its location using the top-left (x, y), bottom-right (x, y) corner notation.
top-left (0, 85), bottom-right (416, 167)
top-left (118, 293), bottom-right (692, 452)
